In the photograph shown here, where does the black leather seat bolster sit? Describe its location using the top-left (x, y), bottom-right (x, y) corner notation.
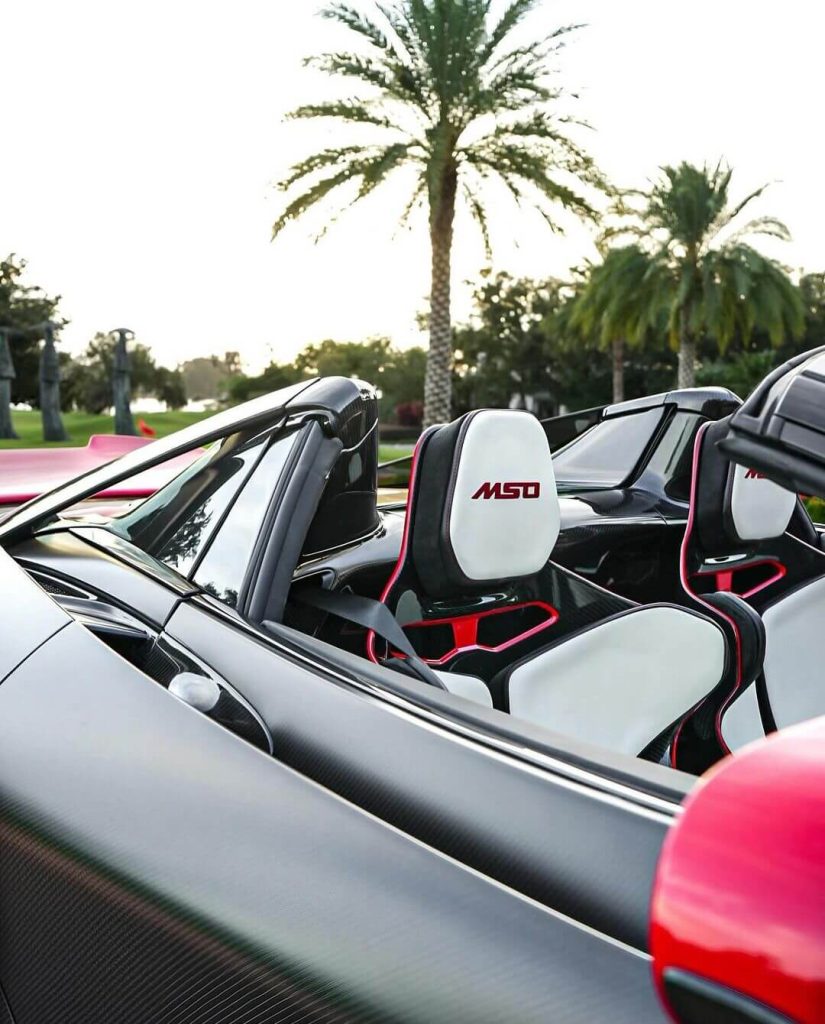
top-left (701, 591), bottom-right (766, 689)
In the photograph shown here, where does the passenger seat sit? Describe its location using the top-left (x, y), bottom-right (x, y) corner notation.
top-left (370, 409), bottom-right (745, 759)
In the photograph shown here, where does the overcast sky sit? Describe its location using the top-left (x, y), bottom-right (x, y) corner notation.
top-left (3, 1), bottom-right (823, 371)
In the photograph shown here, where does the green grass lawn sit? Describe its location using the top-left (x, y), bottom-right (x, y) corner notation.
top-left (378, 444), bottom-right (413, 462)
top-left (0, 410), bottom-right (416, 463)
top-left (0, 410), bottom-right (210, 449)
top-left (805, 496), bottom-right (825, 524)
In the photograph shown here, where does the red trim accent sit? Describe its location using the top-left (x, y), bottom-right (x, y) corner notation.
top-left (398, 601), bottom-right (559, 666)
top-left (366, 434), bottom-right (560, 668)
top-left (691, 558), bottom-right (787, 600)
top-left (366, 428), bottom-right (433, 664)
top-left (675, 423), bottom-right (743, 765)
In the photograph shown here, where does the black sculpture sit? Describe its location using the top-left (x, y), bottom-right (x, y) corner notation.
top-left (0, 327), bottom-right (19, 439)
top-left (111, 327), bottom-right (136, 435)
top-left (38, 322), bottom-right (68, 442)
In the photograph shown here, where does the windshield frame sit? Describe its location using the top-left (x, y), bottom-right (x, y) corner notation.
top-left (552, 407), bottom-right (668, 491)
top-left (0, 379), bottom-right (317, 544)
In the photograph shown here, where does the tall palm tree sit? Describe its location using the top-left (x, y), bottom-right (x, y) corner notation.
top-left (607, 162), bottom-right (803, 388)
top-left (567, 245), bottom-right (656, 403)
top-left (272, 0), bottom-right (604, 426)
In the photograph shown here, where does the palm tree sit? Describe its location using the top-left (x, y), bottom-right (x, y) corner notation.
top-left (606, 162), bottom-right (803, 388)
top-left (567, 245), bottom-right (656, 403)
top-left (272, 0), bottom-right (604, 426)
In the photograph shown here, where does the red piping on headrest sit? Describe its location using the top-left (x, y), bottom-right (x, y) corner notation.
top-left (366, 428), bottom-right (434, 664)
top-left (674, 422), bottom-right (743, 766)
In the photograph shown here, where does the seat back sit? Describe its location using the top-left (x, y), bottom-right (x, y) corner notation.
top-left (370, 410), bottom-right (639, 681)
top-left (681, 418), bottom-right (825, 752)
top-left (373, 409), bottom-right (733, 759)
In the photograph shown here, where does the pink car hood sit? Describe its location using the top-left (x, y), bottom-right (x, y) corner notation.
top-left (0, 435), bottom-right (199, 508)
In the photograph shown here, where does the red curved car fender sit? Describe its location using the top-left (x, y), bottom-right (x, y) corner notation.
top-left (651, 717), bottom-right (825, 1023)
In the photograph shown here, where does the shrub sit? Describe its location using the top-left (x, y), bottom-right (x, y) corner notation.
top-left (804, 496), bottom-right (825, 524)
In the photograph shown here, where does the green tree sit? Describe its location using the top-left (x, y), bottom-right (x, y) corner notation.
top-left (228, 361), bottom-right (306, 404)
top-left (295, 336), bottom-right (393, 380)
top-left (63, 333), bottom-right (186, 414)
top-left (695, 350), bottom-right (777, 399)
top-left (179, 354), bottom-right (239, 402)
top-left (607, 162), bottom-right (804, 388)
top-left (453, 272), bottom-right (560, 412)
top-left (272, 0), bottom-right (604, 426)
top-left (566, 245), bottom-right (659, 403)
top-left (799, 272), bottom-right (825, 350)
top-left (230, 337), bottom-right (426, 421)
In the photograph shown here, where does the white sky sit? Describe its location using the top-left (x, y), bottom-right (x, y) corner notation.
top-left (3, 0), bottom-right (823, 372)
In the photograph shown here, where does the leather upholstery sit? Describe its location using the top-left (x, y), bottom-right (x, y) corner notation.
top-left (435, 670), bottom-right (494, 708)
top-left (720, 679), bottom-right (764, 751)
top-left (374, 409), bottom-right (733, 760)
top-left (682, 418), bottom-right (825, 756)
top-left (762, 575), bottom-right (825, 731)
top-left (727, 462), bottom-right (796, 542)
top-left (411, 410), bottom-right (559, 598)
top-left (502, 605), bottom-right (727, 757)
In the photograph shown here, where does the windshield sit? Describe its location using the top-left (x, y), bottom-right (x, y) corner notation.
top-left (552, 408), bottom-right (664, 488)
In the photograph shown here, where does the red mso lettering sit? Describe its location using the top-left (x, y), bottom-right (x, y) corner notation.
top-left (471, 481), bottom-right (541, 500)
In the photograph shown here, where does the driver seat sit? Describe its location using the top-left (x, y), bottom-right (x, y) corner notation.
top-left (370, 409), bottom-right (735, 758)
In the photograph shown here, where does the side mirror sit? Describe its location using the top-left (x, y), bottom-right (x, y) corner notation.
top-left (650, 719), bottom-right (825, 1023)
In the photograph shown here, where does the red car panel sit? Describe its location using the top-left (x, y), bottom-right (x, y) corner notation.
top-left (0, 435), bottom-right (199, 509)
top-left (651, 717), bottom-right (825, 1023)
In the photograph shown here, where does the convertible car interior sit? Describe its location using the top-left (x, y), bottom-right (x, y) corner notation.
top-left (295, 403), bottom-right (788, 768)
top-left (680, 404), bottom-right (825, 758)
top-left (3, 349), bottom-right (825, 782)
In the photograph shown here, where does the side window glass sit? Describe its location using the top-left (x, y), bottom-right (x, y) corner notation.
top-left (193, 431), bottom-right (298, 608)
top-left (644, 412), bottom-right (701, 502)
top-left (150, 438), bottom-right (268, 576)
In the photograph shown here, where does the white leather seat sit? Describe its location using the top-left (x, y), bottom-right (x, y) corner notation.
top-left (435, 671), bottom-right (494, 708)
top-left (762, 575), bottom-right (825, 730)
top-left (505, 606), bottom-right (727, 757)
top-left (723, 572), bottom-right (825, 750)
top-left (692, 434), bottom-right (825, 751)
top-left (374, 408), bottom-right (732, 758)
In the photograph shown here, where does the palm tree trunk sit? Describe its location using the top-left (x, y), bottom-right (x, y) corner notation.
top-left (677, 307), bottom-right (696, 389)
top-left (424, 165), bottom-right (457, 428)
top-left (677, 335), bottom-right (696, 389)
top-left (611, 337), bottom-right (625, 404)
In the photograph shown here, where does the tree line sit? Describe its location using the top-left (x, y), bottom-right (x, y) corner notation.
top-left (2, 1), bottom-right (817, 440)
top-left (230, 266), bottom-right (825, 425)
top-left (271, 1), bottom-right (807, 423)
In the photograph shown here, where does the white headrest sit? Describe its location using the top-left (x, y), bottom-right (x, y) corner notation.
top-left (411, 409), bottom-right (560, 597)
top-left (728, 462), bottom-right (796, 542)
top-left (448, 410), bottom-right (560, 581)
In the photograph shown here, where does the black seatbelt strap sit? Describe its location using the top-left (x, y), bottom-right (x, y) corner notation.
top-left (295, 587), bottom-right (447, 691)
